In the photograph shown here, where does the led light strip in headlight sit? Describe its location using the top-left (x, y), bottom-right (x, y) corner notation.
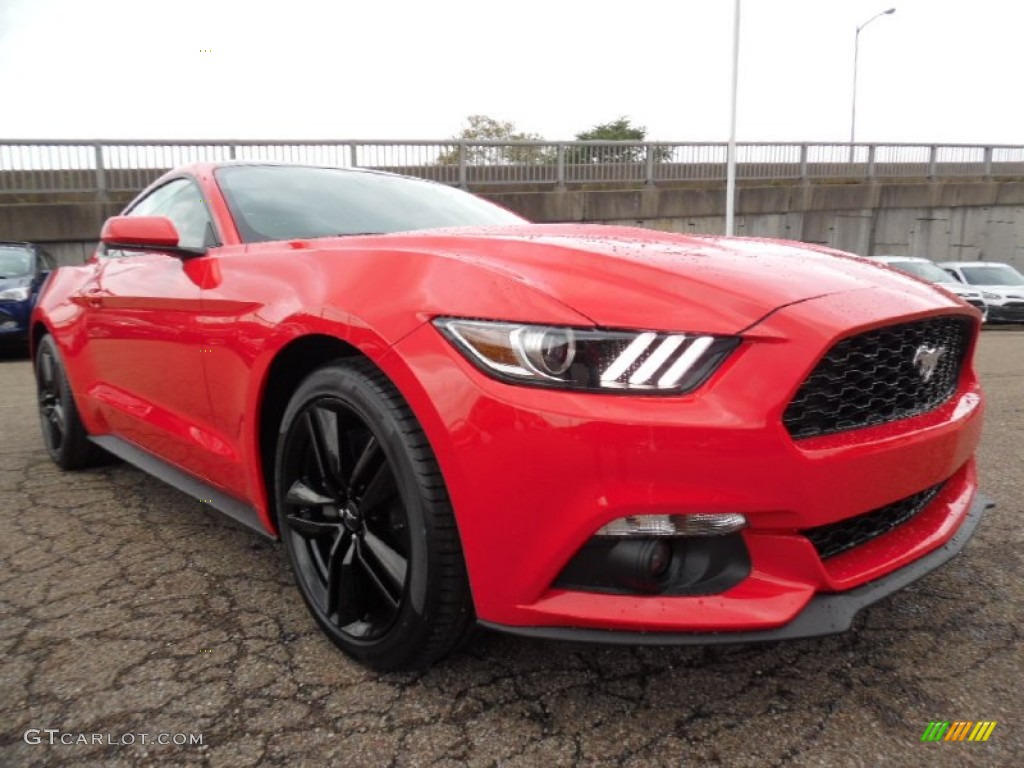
top-left (434, 318), bottom-right (738, 394)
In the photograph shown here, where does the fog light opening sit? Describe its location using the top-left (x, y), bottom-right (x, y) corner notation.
top-left (554, 532), bottom-right (751, 597)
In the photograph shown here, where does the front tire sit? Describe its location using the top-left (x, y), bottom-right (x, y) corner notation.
top-left (274, 358), bottom-right (474, 670)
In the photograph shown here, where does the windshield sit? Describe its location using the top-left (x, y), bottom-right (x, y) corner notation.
top-left (959, 265), bottom-right (1024, 286)
top-left (0, 246), bottom-right (33, 277)
top-left (216, 165), bottom-right (526, 243)
top-left (887, 260), bottom-right (953, 283)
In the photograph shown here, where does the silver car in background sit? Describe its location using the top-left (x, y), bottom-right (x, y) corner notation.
top-left (939, 261), bottom-right (1024, 324)
top-left (866, 256), bottom-right (989, 321)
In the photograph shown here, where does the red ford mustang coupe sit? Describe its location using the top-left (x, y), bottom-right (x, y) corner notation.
top-left (32, 163), bottom-right (989, 669)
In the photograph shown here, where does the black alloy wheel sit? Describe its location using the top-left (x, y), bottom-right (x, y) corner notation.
top-left (282, 401), bottom-right (409, 642)
top-left (37, 341), bottom-right (66, 454)
top-left (275, 358), bottom-right (473, 669)
top-left (35, 334), bottom-right (101, 469)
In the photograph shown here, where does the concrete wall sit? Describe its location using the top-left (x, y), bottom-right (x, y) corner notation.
top-left (484, 181), bottom-right (1024, 270)
top-left (3, 181), bottom-right (1023, 269)
top-left (0, 198), bottom-right (128, 265)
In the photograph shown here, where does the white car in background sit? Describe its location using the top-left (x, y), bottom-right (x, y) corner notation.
top-left (866, 256), bottom-right (989, 321)
top-left (939, 261), bottom-right (1024, 324)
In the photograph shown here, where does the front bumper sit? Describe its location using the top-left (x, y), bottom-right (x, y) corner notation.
top-left (387, 292), bottom-right (984, 635)
top-left (987, 301), bottom-right (1024, 323)
top-left (0, 301), bottom-right (31, 341)
top-left (482, 491), bottom-right (990, 644)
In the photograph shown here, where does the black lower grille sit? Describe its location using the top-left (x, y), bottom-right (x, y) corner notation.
top-left (783, 316), bottom-right (972, 439)
top-left (996, 302), bottom-right (1024, 320)
top-left (802, 483), bottom-right (944, 560)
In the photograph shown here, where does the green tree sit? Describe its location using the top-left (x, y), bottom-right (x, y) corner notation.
top-left (437, 115), bottom-right (552, 165)
top-left (567, 117), bottom-right (673, 165)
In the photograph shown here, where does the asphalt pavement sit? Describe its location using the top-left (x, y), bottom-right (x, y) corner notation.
top-left (1, 330), bottom-right (1021, 767)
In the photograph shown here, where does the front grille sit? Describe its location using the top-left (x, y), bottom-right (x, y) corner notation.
top-left (993, 303), bottom-right (1024, 321)
top-left (802, 482), bottom-right (944, 560)
top-left (783, 316), bottom-right (971, 439)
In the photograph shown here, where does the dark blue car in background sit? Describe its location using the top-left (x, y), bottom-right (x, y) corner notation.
top-left (0, 242), bottom-right (56, 349)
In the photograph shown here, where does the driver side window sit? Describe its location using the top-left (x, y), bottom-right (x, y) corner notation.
top-left (109, 178), bottom-right (217, 257)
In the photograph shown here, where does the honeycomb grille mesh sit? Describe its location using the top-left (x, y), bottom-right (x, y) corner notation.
top-left (802, 483), bottom-right (945, 560)
top-left (783, 316), bottom-right (971, 440)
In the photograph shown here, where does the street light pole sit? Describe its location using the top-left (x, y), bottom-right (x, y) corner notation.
top-left (850, 8), bottom-right (896, 151)
top-left (725, 0), bottom-right (741, 237)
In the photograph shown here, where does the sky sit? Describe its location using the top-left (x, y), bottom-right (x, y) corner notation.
top-left (0, 0), bottom-right (1021, 144)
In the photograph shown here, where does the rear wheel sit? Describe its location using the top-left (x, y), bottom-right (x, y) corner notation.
top-left (274, 358), bottom-right (474, 670)
top-left (35, 334), bottom-right (103, 470)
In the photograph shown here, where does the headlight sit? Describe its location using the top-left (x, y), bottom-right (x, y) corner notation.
top-left (981, 291), bottom-right (1002, 301)
top-left (434, 318), bottom-right (738, 393)
top-left (0, 286), bottom-right (30, 302)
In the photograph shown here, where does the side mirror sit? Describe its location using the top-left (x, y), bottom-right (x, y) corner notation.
top-left (100, 216), bottom-right (206, 258)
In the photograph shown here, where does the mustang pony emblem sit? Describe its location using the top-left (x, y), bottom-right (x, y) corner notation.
top-left (913, 344), bottom-right (946, 382)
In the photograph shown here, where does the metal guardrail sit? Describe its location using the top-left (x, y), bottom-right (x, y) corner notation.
top-left (1, 140), bottom-right (1023, 195)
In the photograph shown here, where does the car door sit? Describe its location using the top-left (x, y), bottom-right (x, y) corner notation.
top-left (84, 177), bottom-right (221, 477)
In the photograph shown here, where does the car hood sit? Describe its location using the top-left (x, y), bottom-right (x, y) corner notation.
top-left (0, 275), bottom-right (31, 293)
top-left (938, 282), bottom-right (981, 296)
top-left (969, 284), bottom-right (1024, 298)
top-left (366, 224), bottom-right (956, 334)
